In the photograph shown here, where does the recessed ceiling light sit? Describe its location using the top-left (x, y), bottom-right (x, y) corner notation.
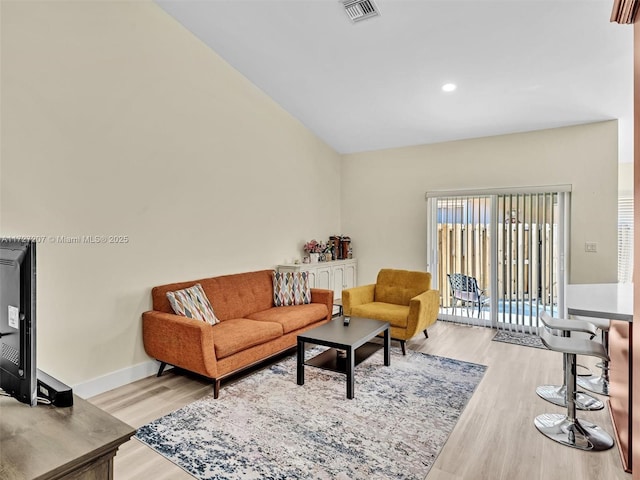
top-left (442, 83), bottom-right (457, 92)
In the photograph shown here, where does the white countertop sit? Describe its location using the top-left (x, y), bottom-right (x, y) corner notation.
top-left (566, 283), bottom-right (633, 322)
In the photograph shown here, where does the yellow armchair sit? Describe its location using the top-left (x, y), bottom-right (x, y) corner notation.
top-left (343, 269), bottom-right (439, 355)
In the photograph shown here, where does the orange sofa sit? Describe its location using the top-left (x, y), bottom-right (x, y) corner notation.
top-left (142, 269), bottom-right (333, 398)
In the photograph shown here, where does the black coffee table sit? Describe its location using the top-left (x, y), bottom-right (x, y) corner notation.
top-left (296, 317), bottom-right (390, 399)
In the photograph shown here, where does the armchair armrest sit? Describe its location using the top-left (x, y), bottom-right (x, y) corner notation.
top-left (142, 310), bottom-right (218, 378)
top-left (342, 284), bottom-right (375, 316)
top-left (310, 288), bottom-right (334, 321)
top-left (406, 290), bottom-right (440, 337)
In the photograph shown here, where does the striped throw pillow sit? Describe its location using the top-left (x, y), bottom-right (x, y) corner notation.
top-left (166, 283), bottom-right (219, 325)
top-left (273, 271), bottom-right (311, 307)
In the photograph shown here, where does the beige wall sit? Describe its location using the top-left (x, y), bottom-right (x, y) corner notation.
top-left (0, 1), bottom-right (622, 393)
top-left (341, 122), bottom-right (619, 287)
top-left (0, 1), bottom-right (341, 388)
top-left (619, 161), bottom-right (634, 197)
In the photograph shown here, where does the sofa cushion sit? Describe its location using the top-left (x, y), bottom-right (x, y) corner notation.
top-left (273, 271), bottom-right (311, 306)
top-left (212, 318), bottom-right (283, 359)
top-left (150, 270), bottom-right (276, 320)
top-left (166, 283), bottom-right (219, 325)
top-left (375, 269), bottom-right (431, 306)
top-left (350, 302), bottom-right (410, 328)
top-left (205, 270), bottom-right (276, 320)
top-left (246, 303), bottom-right (328, 334)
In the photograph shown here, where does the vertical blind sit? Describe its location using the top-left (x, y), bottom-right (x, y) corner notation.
top-left (495, 193), bottom-right (559, 333)
top-left (618, 196), bottom-right (634, 283)
top-left (436, 195), bottom-right (492, 327)
top-left (610, 0), bottom-right (639, 23)
top-left (428, 189), bottom-right (567, 332)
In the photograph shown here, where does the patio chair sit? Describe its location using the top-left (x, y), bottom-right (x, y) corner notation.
top-left (447, 273), bottom-right (489, 317)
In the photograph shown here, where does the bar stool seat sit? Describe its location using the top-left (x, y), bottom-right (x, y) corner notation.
top-left (534, 325), bottom-right (614, 451)
top-left (573, 316), bottom-right (610, 396)
top-left (535, 312), bottom-right (604, 411)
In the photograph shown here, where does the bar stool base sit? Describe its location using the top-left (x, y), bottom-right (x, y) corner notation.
top-left (577, 375), bottom-right (609, 396)
top-left (534, 413), bottom-right (614, 451)
top-left (535, 385), bottom-right (604, 411)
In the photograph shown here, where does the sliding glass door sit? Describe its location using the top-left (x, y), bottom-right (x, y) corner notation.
top-left (426, 188), bottom-right (569, 332)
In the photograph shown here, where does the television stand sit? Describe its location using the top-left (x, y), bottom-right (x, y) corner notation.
top-left (0, 394), bottom-right (135, 479)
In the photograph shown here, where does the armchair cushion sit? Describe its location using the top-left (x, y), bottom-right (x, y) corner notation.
top-left (350, 302), bottom-right (410, 328)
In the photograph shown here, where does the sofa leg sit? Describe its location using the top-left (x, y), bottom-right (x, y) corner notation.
top-left (157, 361), bottom-right (167, 377)
top-left (400, 340), bottom-right (406, 356)
top-left (213, 379), bottom-right (221, 399)
top-left (423, 329), bottom-right (429, 339)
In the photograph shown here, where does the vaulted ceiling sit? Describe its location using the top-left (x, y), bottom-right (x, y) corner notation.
top-left (156, 0), bottom-right (633, 161)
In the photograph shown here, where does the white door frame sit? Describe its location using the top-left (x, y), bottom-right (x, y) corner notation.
top-left (426, 185), bottom-right (571, 328)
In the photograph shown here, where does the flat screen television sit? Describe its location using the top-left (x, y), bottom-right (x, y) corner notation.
top-left (0, 239), bottom-right (37, 406)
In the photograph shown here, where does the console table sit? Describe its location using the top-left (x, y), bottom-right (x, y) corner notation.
top-left (278, 258), bottom-right (357, 301)
top-left (566, 283), bottom-right (632, 472)
top-left (0, 394), bottom-right (135, 479)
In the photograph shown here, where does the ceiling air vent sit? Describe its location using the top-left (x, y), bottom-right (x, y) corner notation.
top-left (342, 0), bottom-right (380, 23)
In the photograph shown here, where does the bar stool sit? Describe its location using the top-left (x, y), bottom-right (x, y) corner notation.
top-left (534, 318), bottom-right (614, 451)
top-left (574, 316), bottom-right (610, 396)
top-left (535, 312), bottom-right (604, 411)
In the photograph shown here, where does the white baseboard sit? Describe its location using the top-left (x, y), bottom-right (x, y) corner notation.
top-left (74, 359), bottom-right (169, 399)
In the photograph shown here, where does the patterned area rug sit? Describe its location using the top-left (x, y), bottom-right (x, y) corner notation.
top-left (492, 330), bottom-right (547, 349)
top-left (135, 348), bottom-right (487, 480)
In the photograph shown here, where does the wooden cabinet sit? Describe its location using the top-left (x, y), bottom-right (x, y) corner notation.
top-left (278, 259), bottom-right (357, 300)
top-left (308, 265), bottom-right (331, 290)
top-left (342, 261), bottom-right (357, 292)
top-left (332, 265), bottom-right (345, 295)
top-left (0, 395), bottom-right (135, 479)
top-left (609, 320), bottom-right (632, 472)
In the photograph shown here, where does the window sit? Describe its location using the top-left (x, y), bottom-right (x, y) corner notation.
top-left (618, 196), bottom-right (633, 283)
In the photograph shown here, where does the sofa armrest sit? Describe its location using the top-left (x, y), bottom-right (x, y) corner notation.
top-left (406, 290), bottom-right (440, 337)
top-left (142, 310), bottom-right (218, 378)
top-left (342, 284), bottom-right (376, 316)
top-left (310, 288), bottom-right (334, 321)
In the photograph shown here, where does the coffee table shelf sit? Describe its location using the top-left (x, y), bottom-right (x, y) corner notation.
top-left (304, 343), bottom-right (382, 374)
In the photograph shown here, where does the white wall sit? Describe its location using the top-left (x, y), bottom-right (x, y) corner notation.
top-left (341, 122), bottom-right (619, 287)
top-left (1, 1), bottom-right (341, 391)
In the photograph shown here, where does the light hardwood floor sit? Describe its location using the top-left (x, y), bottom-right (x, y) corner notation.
top-left (90, 321), bottom-right (631, 480)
